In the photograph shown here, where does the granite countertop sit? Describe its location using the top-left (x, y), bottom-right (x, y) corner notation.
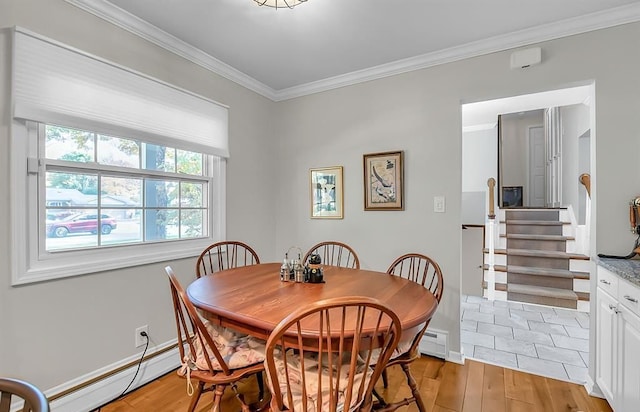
top-left (596, 257), bottom-right (640, 288)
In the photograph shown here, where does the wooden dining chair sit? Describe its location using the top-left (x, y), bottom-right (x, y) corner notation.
top-left (264, 296), bottom-right (401, 412)
top-left (374, 253), bottom-right (444, 412)
top-left (0, 377), bottom-right (49, 412)
top-left (303, 241), bottom-right (360, 269)
top-left (196, 241), bottom-right (260, 278)
top-left (165, 266), bottom-right (266, 412)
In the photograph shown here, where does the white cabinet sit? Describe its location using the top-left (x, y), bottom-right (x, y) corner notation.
top-left (618, 304), bottom-right (640, 412)
top-left (596, 287), bottom-right (617, 402)
top-left (596, 266), bottom-right (640, 412)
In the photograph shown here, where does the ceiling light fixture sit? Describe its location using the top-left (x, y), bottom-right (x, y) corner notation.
top-left (254, 0), bottom-right (308, 9)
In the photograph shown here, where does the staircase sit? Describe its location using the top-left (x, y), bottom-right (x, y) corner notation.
top-left (483, 208), bottom-right (591, 311)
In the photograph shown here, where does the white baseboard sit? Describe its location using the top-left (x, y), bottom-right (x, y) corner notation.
top-left (446, 350), bottom-right (464, 365)
top-left (45, 340), bottom-right (180, 412)
top-left (584, 375), bottom-right (605, 399)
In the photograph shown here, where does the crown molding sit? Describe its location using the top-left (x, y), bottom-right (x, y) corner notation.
top-left (65, 0), bottom-right (277, 100)
top-left (67, 0), bottom-right (640, 102)
top-left (273, 3), bottom-right (640, 101)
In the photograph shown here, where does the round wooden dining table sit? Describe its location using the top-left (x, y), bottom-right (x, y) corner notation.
top-left (186, 262), bottom-right (439, 341)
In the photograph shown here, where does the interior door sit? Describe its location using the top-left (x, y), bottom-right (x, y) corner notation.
top-left (461, 225), bottom-right (484, 297)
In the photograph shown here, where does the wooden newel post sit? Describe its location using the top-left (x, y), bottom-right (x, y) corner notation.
top-left (487, 178), bottom-right (496, 219)
top-left (579, 173), bottom-right (591, 198)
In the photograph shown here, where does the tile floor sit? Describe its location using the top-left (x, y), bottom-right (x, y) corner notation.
top-left (461, 294), bottom-right (590, 384)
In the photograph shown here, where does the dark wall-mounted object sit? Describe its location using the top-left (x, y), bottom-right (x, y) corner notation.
top-left (502, 186), bottom-right (523, 207)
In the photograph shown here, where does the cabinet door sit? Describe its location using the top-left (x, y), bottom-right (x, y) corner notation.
top-left (462, 225), bottom-right (484, 297)
top-left (618, 305), bottom-right (640, 412)
top-left (596, 288), bottom-right (617, 405)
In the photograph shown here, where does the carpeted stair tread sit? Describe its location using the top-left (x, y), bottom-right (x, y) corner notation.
top-left (502, 234), bottom-right (575, 241)
top-left (501, 220), bottom-right (570, 225)
top-left (506, 265), bottom-right (589, 279)
top-left (507, 284), bottom-right (578, 300)
top-left (484, 264), bottom-right (589, 279)
top-left (504, 248), bottom-right (590, 260)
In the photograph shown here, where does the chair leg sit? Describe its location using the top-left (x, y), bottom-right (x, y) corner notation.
top-left (372, 388), bottom-right (387, 406)
top-left (382, 367), bottom-right (389, 388)
top-left (210, 384), bottom-right (226, 412)
top-left (232, 384), bottom-right (252, 412)
top-left (401, 364), bottom-right (426, 412)
top-left (256, 371), bottom-right (265, 401)
top-left (187, 381), bottom-right (205, 412)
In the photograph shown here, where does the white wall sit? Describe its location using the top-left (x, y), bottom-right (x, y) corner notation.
top-left (3, 0), bottom-right (640, 402)
top-left (561, 104), bottom-right (591, 221)
top-left (462, 127), bottom-right (497, 224)
top-left (0, 0), bottom-right (277, 393)
top-left (462, 127), bottom-right (498, 193)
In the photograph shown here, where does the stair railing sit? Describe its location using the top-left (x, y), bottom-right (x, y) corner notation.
top-left (486, 178), bottom-right (496, 301)
top-left (579, 173), bottom-right (591, 254)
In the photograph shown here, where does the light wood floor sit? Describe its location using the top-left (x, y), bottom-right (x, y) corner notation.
top-left (97, 356), bottom-right (612, 412)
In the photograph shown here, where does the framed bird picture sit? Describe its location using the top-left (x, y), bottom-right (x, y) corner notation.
top-left (310, 166), bottom-right (344, 219)
top-left (363, 151), bottom-right (404, 211)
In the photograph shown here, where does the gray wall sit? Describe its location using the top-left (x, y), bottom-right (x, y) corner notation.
top-left (0, 0), bottom-right (277, 390)
top-left (272, 21), bottom-right (640, 363)
top-left (2, 0), bottom-right (640, 398)
top-left (500, 110), bottom-right (544, 205)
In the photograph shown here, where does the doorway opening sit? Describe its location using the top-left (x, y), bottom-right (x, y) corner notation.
top-left (460, 84), bottom-right (594, 384)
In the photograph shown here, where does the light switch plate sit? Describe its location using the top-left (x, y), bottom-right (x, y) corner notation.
top-left (434, 196), bottom-right (446, 213)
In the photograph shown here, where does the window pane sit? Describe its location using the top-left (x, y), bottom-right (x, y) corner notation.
top-left (180, 182), bottom-right (203, 207)
top-left (97, 135), bottom-right (140, 168)
top-left (145, 209), bottom-right (178, 241)
top-left (101, 208), bottom-right (142, 246)
top-left (101, 177), bottom-right (142, 207)
top-left (177, 149), bottom-right (203, 176)
top-left (46, 172), bottom-right (98, 203)
top-left (180, 210), bottom-right (203, 238)
top-left (145, 179), bottom-right (178, 208)
top-left (45, 125), bottom-right (94, 162)
top-left (142, 143), bottom-right (175, 172)
top-left (45, 209), bottom-right (99, 251)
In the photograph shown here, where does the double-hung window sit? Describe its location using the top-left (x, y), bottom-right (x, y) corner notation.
top-left (10, 28), bottom-right (228, 284)
top-left (43, 123), bottom-right (212, 250)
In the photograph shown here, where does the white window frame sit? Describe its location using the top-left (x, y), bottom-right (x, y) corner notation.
top-left (11, 121), bottom-right (226, 286)
top-left (10, 28), bottom-right (229, 285)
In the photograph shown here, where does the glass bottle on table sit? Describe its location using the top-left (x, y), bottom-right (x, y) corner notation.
top-left (280, 254), bottom-right (289, 282)
top-left (293, 254), bottom-right (304, 283)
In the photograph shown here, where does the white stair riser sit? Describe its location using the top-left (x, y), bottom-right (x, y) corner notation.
top-left (484, 270), bottom-right (507, 284)
top-left (574, 278), bottom-right (590, 293)
top-left (570, 259), bottom-right (591, 272)
top-left (577, 301), bottom-right (590, 312)
top-left (483, 290), bottom-right (507, 301)
top-left (483, 253), bottom-right (507, 266)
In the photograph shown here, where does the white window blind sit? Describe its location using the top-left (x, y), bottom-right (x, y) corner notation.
top-left (11, 28), bottom-right (229, 157)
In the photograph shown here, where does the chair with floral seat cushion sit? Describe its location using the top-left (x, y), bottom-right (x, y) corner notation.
top-left (196, 241), bottom-right (260, 278)
top-left (165, 266), bottom-right (266, 412)
top-left (0, 377), bottom-right (49, 412)
top-left (264, 296), bottom-right (401, 412)
top-left (303, 241), bottom-right (360, 269)
top-left (373, 253), bottom-right (444, 412)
